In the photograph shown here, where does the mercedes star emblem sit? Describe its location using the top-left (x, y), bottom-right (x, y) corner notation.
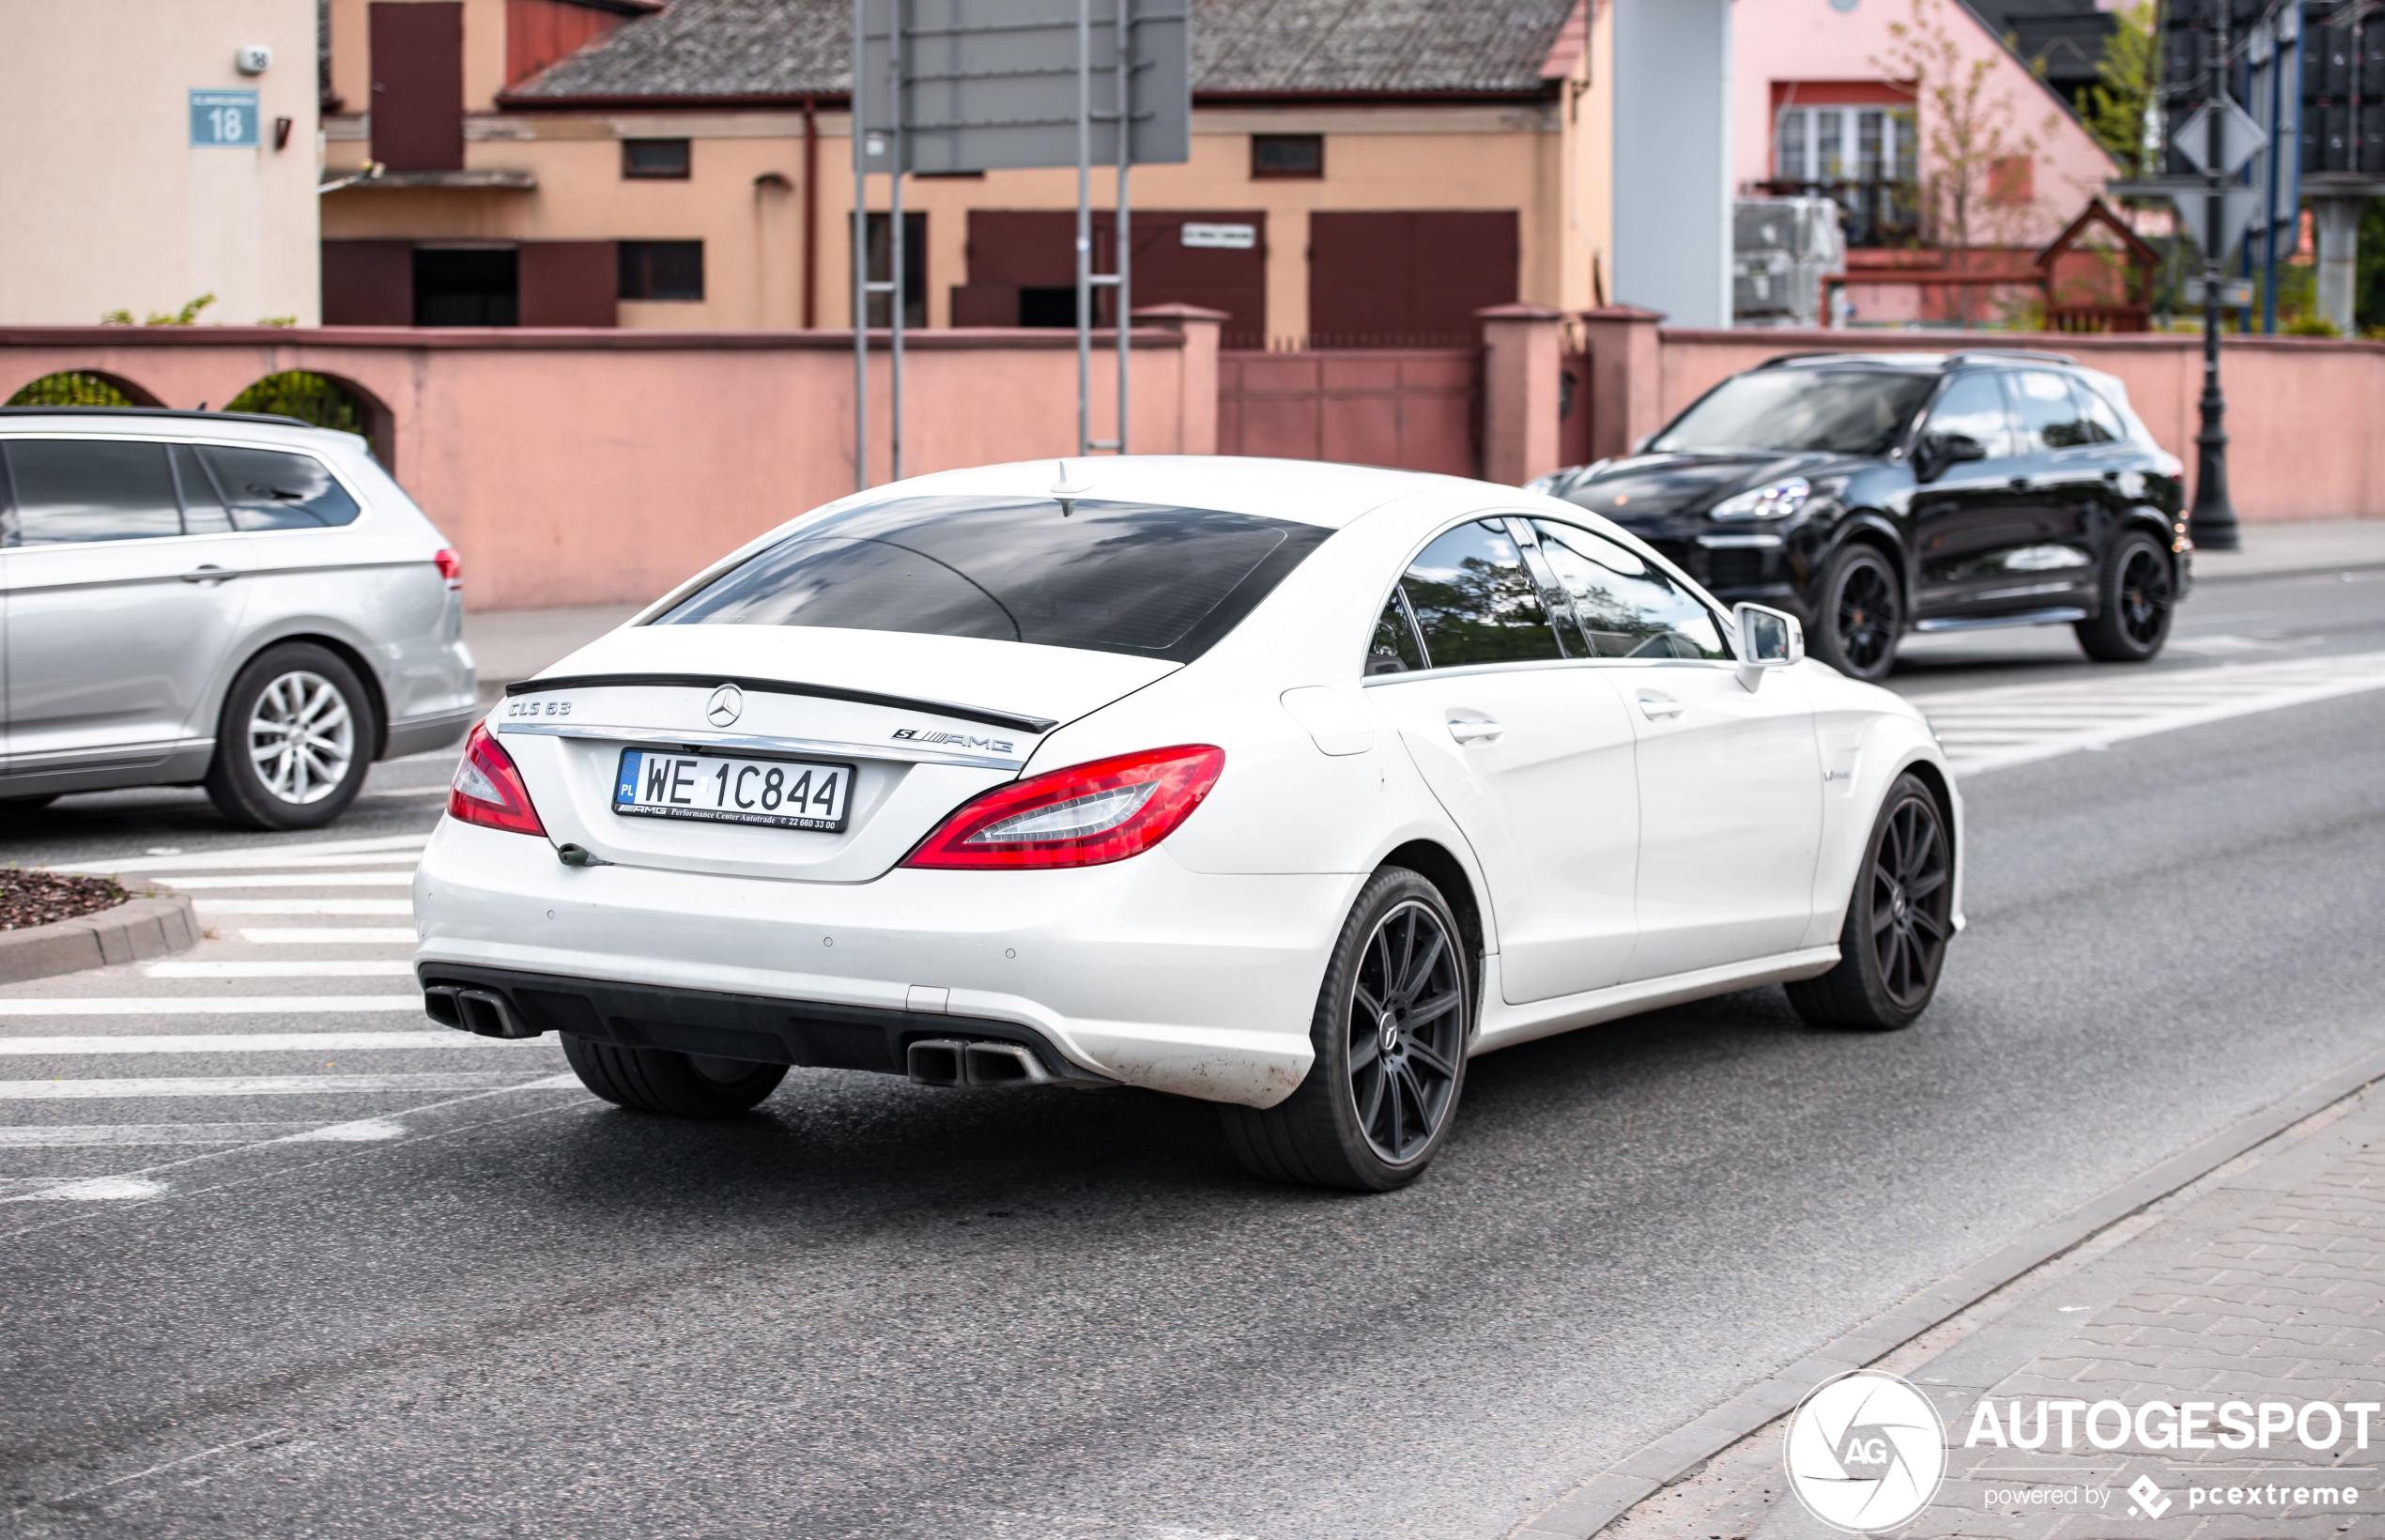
top-left (705, 683), bottom-right (745, 728)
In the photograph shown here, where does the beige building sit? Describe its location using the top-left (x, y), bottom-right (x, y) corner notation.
top-left (319, 0), bottom-right (1610, 341)
top-left (0, 0), bottom-right (322, 327)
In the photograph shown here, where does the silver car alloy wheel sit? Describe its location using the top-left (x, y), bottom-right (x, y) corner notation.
top-left (246, 670), bottom-right (357, 805)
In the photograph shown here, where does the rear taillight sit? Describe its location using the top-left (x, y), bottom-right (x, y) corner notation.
top-left (448, 722), bottom-right (546, 837)
top-left (902, 746), bottom-right (1224, 870)
top-left (434, 547), bottom-right (463, 590)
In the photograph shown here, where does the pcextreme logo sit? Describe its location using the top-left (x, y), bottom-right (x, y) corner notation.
top-left (1784, 1370), bottom-right (1948, 1533)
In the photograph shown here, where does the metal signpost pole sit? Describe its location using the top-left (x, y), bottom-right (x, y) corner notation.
top-left (1075, 0), bottom-right (1093, 457)
top-left (888, 0), bottom-right (905, 483)
top-left (852, 0), bottom-right (869, 490)
top-left (2192, 17), bottom-right (2243, 551)
top-left (1114, 0), bottom-right (1131, 455)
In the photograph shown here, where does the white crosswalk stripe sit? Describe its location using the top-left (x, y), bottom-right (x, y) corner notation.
top-left (2, 832), bottom-right (577, 1201)
top-left (1908, 649), bottom-right (2385, 777)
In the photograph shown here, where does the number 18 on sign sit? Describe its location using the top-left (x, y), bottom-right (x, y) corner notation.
top-left (190, 90), bottom-right (260, 147)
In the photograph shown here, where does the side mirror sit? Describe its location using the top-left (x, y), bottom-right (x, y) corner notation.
top-left (1913, 431), bottom-right (1987, 484)
top-left (1733, 603), bottom-right (1803, 690)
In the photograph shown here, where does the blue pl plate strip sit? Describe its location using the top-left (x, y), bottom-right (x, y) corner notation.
top-left (616, 750), bottom-right (641, 806)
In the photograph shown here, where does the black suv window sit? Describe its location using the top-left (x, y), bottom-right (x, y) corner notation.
top-left (2007, 370), bottom-right (2095, 452)
top-left (1531, 519), bottom-right (1729, 660)
top-left (1396, 520), bottom-right (1565, 668)
top-left (656, 496), bottom-right (1331, 663)
top-left (1920, 374), bottom-right (2019, 459)
top-left (3, 439), bottom-right (183, 545)
top-left (1651, 369), bottom-right (1936, 454)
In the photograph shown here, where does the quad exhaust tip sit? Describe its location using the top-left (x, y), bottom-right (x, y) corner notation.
top-left (906, 1038), bottom-right (1053, 1088)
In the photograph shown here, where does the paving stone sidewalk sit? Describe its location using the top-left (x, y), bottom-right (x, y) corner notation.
top-left (1596, 1084), bottom-right (2385, 1540)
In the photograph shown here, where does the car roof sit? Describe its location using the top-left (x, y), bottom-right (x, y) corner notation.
top-left (823, 455), bottom-right (1499, 531)
top-left (1752, 349), bottom-right (2080, 373)
top-left (0, 406), bottom-right (362, 451)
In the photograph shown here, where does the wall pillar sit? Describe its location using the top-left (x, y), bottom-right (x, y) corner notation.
top-left (1478, 302), bottom-right (1564, 485)
top-left (1575, 304), bottom-right (1666, 462)
top-left (1132, 302), bottom-right (1227, 454)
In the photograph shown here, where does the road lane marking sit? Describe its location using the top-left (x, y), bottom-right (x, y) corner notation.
top-left (0, 1123), bottom-right (325, 1146)
top-left (239, 928), bottom-right (419, 944)
top-left (0, 1071), bottom-right (578, 1100)
top-left (195, 900), bottom-right (413, 916)
top-left (0, 997), bottom-right (424, 1016)
top-left (146, 961), bottom-right (414, 978)
top-left (158, 872), bottom-right (416, 888)
top-left (0, 1031), bottom-right (531, 1055)
top-left (1910, 648), bottom-right (2385, 776)
top-left (2, 1177), bottom-right (170, 1202)
top-left (52, 834), bottom-right (429, 874)
top-left (64, 853), bottom-right (426, 875)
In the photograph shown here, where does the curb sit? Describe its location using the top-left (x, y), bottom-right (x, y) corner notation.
top-left (2192, 555), bottom-right (2385, 584)
top-left (1509, 1041), bottom-right (2385, 1540)
top-left (0, 892), bottom-right (201, 986)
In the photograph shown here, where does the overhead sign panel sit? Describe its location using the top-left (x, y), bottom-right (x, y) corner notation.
top-left (859, 0), bottom-right (1190, 174)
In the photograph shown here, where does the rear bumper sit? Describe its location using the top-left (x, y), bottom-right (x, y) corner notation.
top-left (385, 704), bottom-right (479, 761)
top-left (411, 818), bottom-right (1353, 1107)
top-left (418, 962), bottom-right (1112, 1084)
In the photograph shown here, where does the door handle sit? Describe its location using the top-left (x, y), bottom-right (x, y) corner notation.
top-left (1637, 694), bottom-right (1685, 720)
top-left (1445, 717), bottom-right (1503, 744)
top-left (180, 565), bottom-right (243, 583)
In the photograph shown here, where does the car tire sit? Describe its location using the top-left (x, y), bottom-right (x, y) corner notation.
top-left (204, 643), bottom-right (377, 831)
top-left (1786, 773), bottom-right (1953, 1031)
top-left (1220, 867), bottom-right (1472, 1192)
top-left (2074, 531), bottom-right (2176, 663)
top-left (561, 1034), bottom-right (791, 1116)
top-left (1808, 543), bottom-right (1903, 683)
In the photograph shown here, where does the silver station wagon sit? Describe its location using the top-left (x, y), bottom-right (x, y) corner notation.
top-left (0, 408), bottom-right (478, 828)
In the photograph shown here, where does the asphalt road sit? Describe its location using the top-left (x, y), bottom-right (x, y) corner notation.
top-left (3, 568), bottom-right (2382, 1540)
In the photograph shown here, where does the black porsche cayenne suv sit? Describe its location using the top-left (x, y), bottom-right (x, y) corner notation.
top-left (1529, 350), bottom-right (2190, 682)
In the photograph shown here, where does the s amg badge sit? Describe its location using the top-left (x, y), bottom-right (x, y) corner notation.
top-left (705, 683), bottom-right (745, 728)
top-left (893, 727), bottom-right (1016, 754)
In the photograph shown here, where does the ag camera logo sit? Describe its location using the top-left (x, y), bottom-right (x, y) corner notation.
top-left (1785, 1370), bottom-right (1947, 1532)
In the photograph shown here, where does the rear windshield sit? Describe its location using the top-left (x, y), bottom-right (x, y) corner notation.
top-left (1651, 369), bottom-right (1935, 455)
top-left (654, 496), bottom-right (1333, 662)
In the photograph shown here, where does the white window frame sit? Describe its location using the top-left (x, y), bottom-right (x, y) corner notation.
top-left (1773, 104), bottom-right (1917, 184)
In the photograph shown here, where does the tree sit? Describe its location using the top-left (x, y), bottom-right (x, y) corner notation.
top-left (2080, 2), bottom-right (2159, 177)
top-left (1876, 0), bottom-right (2052, 260)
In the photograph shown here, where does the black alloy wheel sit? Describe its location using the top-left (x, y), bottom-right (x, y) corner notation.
top-left (1786, 773), bottom-right (1953, 1030)
top-left (1221, 868), bottom-right (1472, 1191)
top-left (1813, 545), bottom-right (1902, 683)
top-left (2075, 531), bottom-right (2176, 663)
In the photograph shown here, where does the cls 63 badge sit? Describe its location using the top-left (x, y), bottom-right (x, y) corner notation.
top-left (504, 698), bottom-right (573, 718)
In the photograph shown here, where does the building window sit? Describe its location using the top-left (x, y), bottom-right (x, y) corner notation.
top-left (622, 138), bottom-right (691, 179)
top-left (1251, 134), bottom-right (1324, 179)
top-left (1767, 103), bottom-right (1917, 247)
top-left (858, 211), bottom-right (927, 327)
top-left (619, 240), bottom-right (704, 301)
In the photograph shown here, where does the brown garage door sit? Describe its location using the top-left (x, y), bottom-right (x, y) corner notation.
top-left (370, 2), bottom-right (464, 172)
top-left (957, 210), bottom-right (1267, 346)
top-left (1307, 211), bottom-right (1517, 346)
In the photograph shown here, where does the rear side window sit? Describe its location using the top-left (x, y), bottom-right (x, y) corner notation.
top-left (2070, 381), bottom-right (2126, 444)
top-left (1922, 374), bottom-right (2019, 459)
top-left (656, 496), bottom-right (1332, 663)
top-left (3, 439), bottom-right (182, 544)
top-left (195, 446), bottom-right (363, 530)
top-left (2007, 370), bottom-right (2094, 452)
top-left (1397, 520), bottom-right (1565, 668)
top-left (1532, 519), bottom-right (1729, 660)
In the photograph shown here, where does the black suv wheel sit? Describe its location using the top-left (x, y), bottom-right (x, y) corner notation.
top-left (1809, 544), bottom-right (1903, 683)
top-left (2074, 531), bottom-right (2175, 663)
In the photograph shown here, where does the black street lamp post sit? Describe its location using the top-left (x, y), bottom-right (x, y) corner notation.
top-left (2189, 12), bottom-right (2242, 552)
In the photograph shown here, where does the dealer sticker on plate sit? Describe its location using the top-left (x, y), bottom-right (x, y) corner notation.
top-left (613, 749), bottom-right (853, 831)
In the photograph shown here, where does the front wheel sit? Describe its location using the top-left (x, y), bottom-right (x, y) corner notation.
top-left (1808, 544), bottom-right (1903, 683)
top-left (1221, 868), bottom-right (1472, 1191)
top-left (562, 1035), bottom-right (790, 1116)
top-left (2074, 531), bottom-right (2175, 663)
top-left (204, 643), bottom-right (376, 830)
top-left (1785, 773), bottom-right (1953, 1031)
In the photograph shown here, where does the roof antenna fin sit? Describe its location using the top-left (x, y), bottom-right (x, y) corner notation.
top-left (1052, 458), bottom-right (1090, 516)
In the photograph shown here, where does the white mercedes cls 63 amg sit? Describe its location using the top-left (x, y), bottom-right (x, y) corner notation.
top-left (414, 457), bottom-right (1961, 1190)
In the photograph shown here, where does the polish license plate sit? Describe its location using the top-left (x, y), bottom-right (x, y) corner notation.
top-left (612, 749), bottom-right (854, 831)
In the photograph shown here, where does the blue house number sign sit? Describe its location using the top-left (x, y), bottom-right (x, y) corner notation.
top-left (191, 90), bottom-right (261, 147)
